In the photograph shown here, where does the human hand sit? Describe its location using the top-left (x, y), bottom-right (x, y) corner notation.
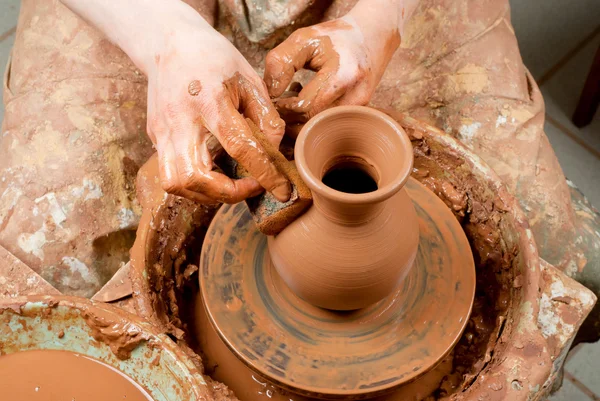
top-left (60, 0), bottom-right (291, 204)
top-left (145, 22), bottom-right (291, 204)
top-left (264, 0), bottom-right (410, 122)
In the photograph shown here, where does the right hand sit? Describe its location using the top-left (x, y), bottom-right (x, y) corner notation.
top-left (144, 15), bottom-right (291, 204)
top-left (264, 9), bottom-right (401, 123)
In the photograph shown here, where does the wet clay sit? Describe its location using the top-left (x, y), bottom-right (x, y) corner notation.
top-left (199, 175), bottom-right (475, 397)
top-left (268, 106), bottom-right (419, 310)
top-left (131, 115), bottom-right (515, 400)
top-left (397, 117), bottom-right (515, 397)
top-left (0, 349), bottom-right (152, 401)
top-left (81, 303), bottom-right (151, 360)
top-left (188, 289), bottom-right (454, 401)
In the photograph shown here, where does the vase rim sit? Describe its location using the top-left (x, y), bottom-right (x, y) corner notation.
top-left (294, 106), bottom-right (414, 205)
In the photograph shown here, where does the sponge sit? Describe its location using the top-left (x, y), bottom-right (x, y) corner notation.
top-left (217, 120), bottom-right (312, 235)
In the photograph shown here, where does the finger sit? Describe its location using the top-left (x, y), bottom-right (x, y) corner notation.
top-left (156, 134), bottom-right (179, 192)
top-left (167, 138), bottom-right (264, 204)
top-left (154, 131), bottom-right (208, 203)
top-left (264, 29), bottom-right (323, 97)
top-left (275, 67), bottom-right (345, 122)
top-left (155, 137), bottom-right (213, 203)
top-left (177, 189), bottom-right (219, 205)
top-left (183, 170), bottom-right (264, 204)
top-left (207, 91), bottom-right (291, 202)
top-left (227, 74), bottom-right (285, 147)
top-left (169, 114), bottom-right (265, 203)
top-left (198, 125), bottom-right (216, 168)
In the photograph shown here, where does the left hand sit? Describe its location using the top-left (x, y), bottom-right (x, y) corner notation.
top-left (264, 9), bottom-right (401, 122)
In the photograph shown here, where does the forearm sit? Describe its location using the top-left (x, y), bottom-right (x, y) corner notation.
top-left (59, 0), bottom-right (212, 75)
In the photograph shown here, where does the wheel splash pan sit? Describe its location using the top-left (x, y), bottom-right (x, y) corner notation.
top-left (129, 114), bottom-right (596, 401)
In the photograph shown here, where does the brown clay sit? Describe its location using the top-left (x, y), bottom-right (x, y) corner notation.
top-left (80, 303), bottom-right (151, 360)
top-left (0, 349), bottom-right (152, 400)
top-left (268, 106), bottom-right (419, 310)
top-left (188, 288), bottom-right (454, 401)
top-left (131, 112), bottom-right (595, 401)
top-left (199, 175), bottom-right (475, 397)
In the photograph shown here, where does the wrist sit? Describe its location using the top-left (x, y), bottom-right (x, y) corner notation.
top-left (60, 0), bottom-right (215, 77)
top-left (348, 0), bottom-right (419, 39)
top-left (347, 0), bottom-right (401, 38)
top-left (346, 1), bottom-right (401, 58)
top-left (125, 2), bottom-right (214, 76)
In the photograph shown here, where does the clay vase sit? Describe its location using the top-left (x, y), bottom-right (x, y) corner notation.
top-left (267, 106), bottom-right (419, 310)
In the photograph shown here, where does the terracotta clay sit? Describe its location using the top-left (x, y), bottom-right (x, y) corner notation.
top-left (268, 106), bottom-right (419, 310)
top-left (199, 176), bottom-right (475, 397)
top-left (131, 114), bottom-right (597, 401)
top-left (0, 349), bottom-right (152, 401)
top-left (188, 286), bottom-right (455, 401)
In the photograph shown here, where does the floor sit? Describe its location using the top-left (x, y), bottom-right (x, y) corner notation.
top-left (0, 0), bottom-right (599, 399)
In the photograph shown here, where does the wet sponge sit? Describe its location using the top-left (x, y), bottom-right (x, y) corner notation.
top-left (218, 120), bottom-right (312, 235)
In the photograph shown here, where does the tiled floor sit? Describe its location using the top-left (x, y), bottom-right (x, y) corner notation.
top-left (0, 0), bottom-right (599, 399)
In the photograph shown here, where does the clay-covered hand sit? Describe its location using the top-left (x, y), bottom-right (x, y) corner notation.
top-left (146, 26), bottom-right (291, 204)
top-left (264, 0), bottom-right (416, 122)
top-left (60, 0), bottom-right (290, 204)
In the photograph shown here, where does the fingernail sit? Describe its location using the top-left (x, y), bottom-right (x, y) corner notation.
top-left (271, 182), bottom-right (291, 202)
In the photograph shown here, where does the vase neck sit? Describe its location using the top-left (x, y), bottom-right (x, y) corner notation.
top-left (293, 106), bottom-right (415, 225)
top-left (313, 193), bottom-right (385, 224)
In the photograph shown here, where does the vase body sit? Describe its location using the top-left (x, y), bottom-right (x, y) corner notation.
top-left (268, 106), bottom-right (419, 310)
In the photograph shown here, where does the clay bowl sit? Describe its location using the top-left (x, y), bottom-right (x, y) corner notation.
top-left (0, 295), bottom-right (210, 401)
top-left (129, 115), bottom-right (595, 401)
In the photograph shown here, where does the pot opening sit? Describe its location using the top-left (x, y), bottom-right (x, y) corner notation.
top-left (321, 156), bottom-right (378, 194)
top-left (295, 106), bottom-right (414, 204)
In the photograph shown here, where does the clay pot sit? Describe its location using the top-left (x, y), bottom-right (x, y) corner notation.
top-left (267, 106), bottom-right (419, 310)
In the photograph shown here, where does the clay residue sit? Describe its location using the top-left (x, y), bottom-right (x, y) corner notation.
top-left (81, 305), bottom-right (150, 360)
top-left (406, 126), bottom-right (514, 396)
top-left (188, 80), bottom-right (202, 96)
top-left (130, 154), bottom-right (220, 336)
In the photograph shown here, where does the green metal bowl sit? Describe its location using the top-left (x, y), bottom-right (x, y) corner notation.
top-left (0, 295), bottom-right (208, 401)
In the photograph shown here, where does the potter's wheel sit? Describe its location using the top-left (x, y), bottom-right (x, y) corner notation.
top-left (200, 178), bottom-right (475, 398)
